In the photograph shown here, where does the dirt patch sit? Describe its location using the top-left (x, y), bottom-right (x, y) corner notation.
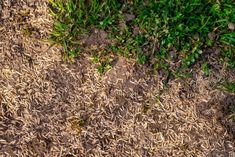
top-left (220, 95), bottom-right (235, 137)
top-left (0, 0), bottom-right (235, 157)
top-left (197, 94), bottom-right (235, 140)
top-left (83, 29), bottom-right (112, 47)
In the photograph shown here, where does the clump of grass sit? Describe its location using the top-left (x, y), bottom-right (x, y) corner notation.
top-left (49, 0), bottom-right (235, 75)
top-left (48, 0), bottom-right (121, 58)
top-left (201, 62), bottom-right (210, 76)
top-left (69, 118), bottom-right (86, 135)
top-left (218, 80), bottom-right (235, 93)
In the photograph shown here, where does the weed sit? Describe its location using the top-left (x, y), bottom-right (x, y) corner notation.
top-left (69, 117), bottom-right (87, 135)
top-left (97, 62), bottom-right (112, 73)
top-left (201, 62), bottom-right (210, 76)
top-left (218, 80), bottom-right (235, 93)
top-left (21, 25), bottom-right (32, 36)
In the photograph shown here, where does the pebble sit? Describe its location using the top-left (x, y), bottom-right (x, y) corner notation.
top-left (208, 32), bottom-right (216, 40)
top-left (228, 23), bottom-right (235, 30)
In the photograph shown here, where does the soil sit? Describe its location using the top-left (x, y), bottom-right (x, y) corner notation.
top-left (0, 0), bottom-right (235, 157)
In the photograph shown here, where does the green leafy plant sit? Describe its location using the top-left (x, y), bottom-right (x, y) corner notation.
top-left (49, 0), bottom-right (235, 75)
top-left (201, 62), bottom-right (210, 76)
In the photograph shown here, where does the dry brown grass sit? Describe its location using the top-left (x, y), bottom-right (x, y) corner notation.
top-left (0, 0), bottom-right (234, 157)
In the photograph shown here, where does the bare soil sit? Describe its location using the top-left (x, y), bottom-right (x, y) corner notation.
top-left (0, 1), bottom-right (234, 157)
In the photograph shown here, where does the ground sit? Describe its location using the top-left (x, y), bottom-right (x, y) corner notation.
top-left (0, 1), bottom-right (235, 157)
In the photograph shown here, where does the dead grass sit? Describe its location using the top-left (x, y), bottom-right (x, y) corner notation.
top-left (0, 0), bottom-right (234, 157)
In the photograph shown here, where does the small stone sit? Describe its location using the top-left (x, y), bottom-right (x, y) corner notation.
top-left (228, 22), bottom-right (235, 30)
top-left (208, 32), bottom-right (216, 40)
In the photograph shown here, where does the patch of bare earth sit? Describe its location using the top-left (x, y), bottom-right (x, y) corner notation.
top-left (0, 1), bottom-right (234, 157)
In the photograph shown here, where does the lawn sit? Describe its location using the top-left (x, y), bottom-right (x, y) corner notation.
top-left (49, 0), bottom-right (235, 79)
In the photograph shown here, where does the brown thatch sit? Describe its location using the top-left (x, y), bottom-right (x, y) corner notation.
top-left (0, 0), bottom-right (234, 157)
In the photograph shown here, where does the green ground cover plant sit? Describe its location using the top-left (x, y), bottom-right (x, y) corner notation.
top-left (218, 80), bottom-right (235, 93)
top-left (48, 0), bottom-right (235, 78)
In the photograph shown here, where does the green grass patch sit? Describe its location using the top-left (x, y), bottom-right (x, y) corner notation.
top-left (218, 80), bottom-right (235, 93)
top-left (48, 0), bottom-right (235, 76)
